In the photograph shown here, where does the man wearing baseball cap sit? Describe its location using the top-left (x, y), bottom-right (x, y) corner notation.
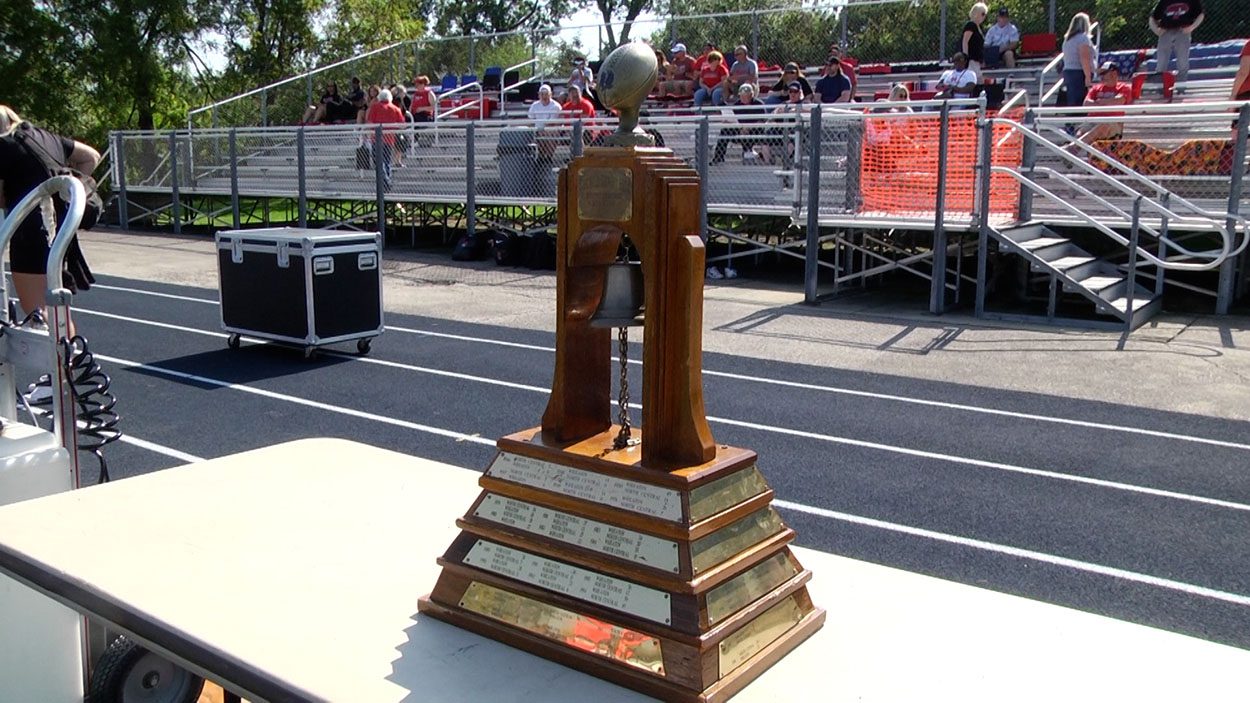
top-left (1078, 61), bottom-right (1133, 146)
top-left (662, 42), bottom-right (698, 98)
top-left (984, 7), bottom-right (1020, 68)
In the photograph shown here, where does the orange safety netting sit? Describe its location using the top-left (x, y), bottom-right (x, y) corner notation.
top-left (860, 110), bottom-right (1023, 217)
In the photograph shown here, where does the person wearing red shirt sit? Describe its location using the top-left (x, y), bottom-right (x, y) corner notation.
top-left (409, 75), bottom-right (437, 123)
top-left (365, 88), bottom-right (406, 188)
top-left (562, 85), bottom-right (596, 120)
top-left (693, 51), bottom-right (729, 107)
top-left (1231, 39), bottom-right (1250, 101)
top-left (662, 43), bottom-right (699, 98)
top-left (1078, 62), bottom-right (1133, 146)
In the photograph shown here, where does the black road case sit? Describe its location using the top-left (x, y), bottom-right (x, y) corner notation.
top-left (216, 228), bottom-right (384, 357)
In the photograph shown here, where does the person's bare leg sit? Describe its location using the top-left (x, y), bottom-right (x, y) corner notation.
top-left (13, 271), bottom-right (75, 336)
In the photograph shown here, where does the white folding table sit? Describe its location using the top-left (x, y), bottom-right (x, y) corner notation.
top-left (0, 438), bottom-right (1245, 702)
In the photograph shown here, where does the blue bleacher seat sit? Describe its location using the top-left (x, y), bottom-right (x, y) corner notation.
top-left (438, 74), bottom-right (458, 93)
top-left (482, 66), bottom-right (503, 89)
top-left (461, 74), bottom-right (478, 87)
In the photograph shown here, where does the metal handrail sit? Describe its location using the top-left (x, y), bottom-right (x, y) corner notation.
top-left (496, 59), bottom-right (543, 112)
top-left (990, 117), bottom-right (1247, 268)
top-left (1035, 99), bottom-right (1250, 116)
top-left (187, 40), bottom-right (415, 129)
top-left (436, 81), bottom-right (486, 121)
top-left (999, 88), bottom-right (1029, 115)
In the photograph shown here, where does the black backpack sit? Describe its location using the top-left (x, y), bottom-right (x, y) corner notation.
top-left (8, 123), bottom-right (103, 230)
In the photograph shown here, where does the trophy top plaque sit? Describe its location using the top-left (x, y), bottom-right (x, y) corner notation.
top-left (597, 42), bottom-right (658, 147)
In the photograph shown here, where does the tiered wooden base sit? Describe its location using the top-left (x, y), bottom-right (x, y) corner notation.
top-left (418, 426), bottom-right (825, 703)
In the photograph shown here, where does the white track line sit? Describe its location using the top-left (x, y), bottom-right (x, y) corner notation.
top-left (88, 283), bottom-right (1250, 453)
top-left (774, 499), bottom-right (1250, 608)
top-left (76, 308), bottom-right (1250, 515)
top-left (77, 348), bottom-right (1250, 609)
top-left (28, 406), bottom-right (204, 463)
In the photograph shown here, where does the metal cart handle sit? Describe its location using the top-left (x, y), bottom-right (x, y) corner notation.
top-left (0, 175), bottom-right (86, 313)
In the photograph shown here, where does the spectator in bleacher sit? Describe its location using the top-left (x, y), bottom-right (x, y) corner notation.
top-left (771, 81), bottom-right (809, 169)
top-left (936, 52), bottom-right (978, 101)
top-left (567, 56), bottom-right (595, 98)
top-left (359, 84), bottom-right (381, 123)
top-left (984, 8), bottom-right (1020, 69)
top-left (1061, 12), bottom-right (1096, 108)
top-left (886, 83), bottom-right (914, 111)
top-left (653, 49), bottom-right (669, 95)
top-left (826, 45), bottom-right (858, 98)
top-left (662, 43), bottom-right (698, 98)
top-left (694, 51), bottom-right (729, 107)
top-left (300, 82), bottom-right (343, 125)
top-left (765, 63), bottom-right (812, 105)
top-left (563, 85), bottom-right (596, 122)
top-left (962, 3), bottom-right (988, 76)
top-left (1150, 0), bottom-right (1203, 84)
top-left (366, 88), bottom-right (404, 188)
top-left (347, 77), bottom-right (366, 118)
top-left (716, 46), bottom-right (758, 106)
top-left (1077, 61), bottom-right (1133, 147)
top-left (528, 84), bottom-right (562, 129)
top-left (814, 56), bottom-right (853, 104)
top-left (1230, 40), bottom-right (1250, 103)
top-left (694, 43), bottom-right (719, 72)
top-left (410, 76), bottom-right (436, 123)
top-left (710, 84), bottom-right (772, 165)
top-left (391, 85), bottom-right (413, 167)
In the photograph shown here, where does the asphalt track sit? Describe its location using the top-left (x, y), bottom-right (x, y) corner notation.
top-left (48, 274), bottom-right (1250, 652)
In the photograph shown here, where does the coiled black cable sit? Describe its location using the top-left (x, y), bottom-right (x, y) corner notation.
top-left (62, 335), bottom-right (122, 483)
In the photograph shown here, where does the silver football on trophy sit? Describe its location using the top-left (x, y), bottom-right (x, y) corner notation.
top-left (597, 42), bottom-right (658, 146)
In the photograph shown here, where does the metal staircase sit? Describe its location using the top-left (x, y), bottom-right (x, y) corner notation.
top-left (992, 221), bottom-right (1161, 329)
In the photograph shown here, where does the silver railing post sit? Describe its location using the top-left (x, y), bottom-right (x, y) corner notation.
top-left (1156, 192), bottom-right (1169, 297)
top-left (1017, 109), bottom-right (1037, 221)
top-left (1124, 197), bottom-right (1143, 339)
top-left (374, 125), bottom-right (386, 235)
top-left (805, 106), bottom-right (823, 304)
top-left (211, 107), bottom-right (218, 129)
top-left (113, 133), bottom-right (129, 231)
top-left (844, 113), bottom-right (861, 212)
top-left (297, 128), bottom-right (308, 228)
top-left (306, 75), bottom-right (314, 111)
top-left (931, 102), bottom-right (952, 314)
top-left (938, 0), bottom-right (947, 60)
top-left (840, 6), bottom-right (849, 48)
top-left (260, 90), bottom-right (268, 127)
top-left (168, 131), bottom-right (181, 235)
top-left (1048, 0), bottom-right (1056, 34)
top-left (229, 130), bottom-right (240, 229)
top-left (571, 121), bottom-right (584, 158)
top-left (1218, 103), bottom-right (1250, 311)
top-left (974, 115), bottom-right (993, 318)
top-left (751, 11), bottom-right (760, 57)
top-left (696, 117), bottom-right (709, 241)
top-left (469, 36), bottom-right (476, 74)
top-left (466, 123), bottom-right (477, 241)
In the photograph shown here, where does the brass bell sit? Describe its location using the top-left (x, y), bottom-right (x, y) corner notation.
top-left (590, 262), bottom-right (645, 328)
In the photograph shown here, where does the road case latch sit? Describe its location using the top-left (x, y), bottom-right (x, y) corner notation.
top-left (313, 256), bottom-right (334, 275)
top-left (230, 238), bottom-right (243, 264)
top-left (277, 241), bottom-right (290, 268)
top-left (358, 252), bottom-right (377, 271)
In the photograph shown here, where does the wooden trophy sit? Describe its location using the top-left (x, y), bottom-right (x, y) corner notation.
top-left (418, 42), bottom-right (824, 702)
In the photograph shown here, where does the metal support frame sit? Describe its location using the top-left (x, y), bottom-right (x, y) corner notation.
top-left (974, 117), bottom-right (993, 317)
top-left (804, 107), bottom-right (823, 304)
top-left (168, 132), bottom-right (182, 235)
top-left (297, 128), bottom-right (308, 228)
top-left (696, 118), bottom-right (710, 241)
top-left (229, 130), bottom-right (241, 229)
top-left (844, 119), bottom-right (861, 213)
top-left (1156, 192), bottom-right (1169, 297)
top-left (469, 37), bottom-right (477, 75)
top-left (466, 123), bottom-right (477, 239)
top-left (840, 6), bottom-right (848, 48)
top-left (260, 93), bottom-right (268, 128)
top-left (571, 121), bottom-right (584, 158)
top-left (1218, 104), bottom-right (1250, 312)
top-left (930, 103), bottom-right (951, 314)
top-left (113, 133), bottom-right (129, 231)
top-left (1016, 109), bottom-right (1037, 222)
top-left (1124, 197), bottom-right (1143, 341)
top-left (374, 125), bottom-right (386, 235)
top-left (751, 12), bottom-right (760, 57)
top-left (938, 0), bottom-right (947, 60)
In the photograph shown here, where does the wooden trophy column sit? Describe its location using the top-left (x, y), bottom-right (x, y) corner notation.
top-left (418, 43), bottom-right (823, 703)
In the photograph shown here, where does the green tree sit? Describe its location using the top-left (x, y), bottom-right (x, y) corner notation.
top-left (0, 0), bottom-right (85, 136)
top-left (430, 0), bottom-right (578, 36)
top-left (586, 0), bottom-right (666, 52)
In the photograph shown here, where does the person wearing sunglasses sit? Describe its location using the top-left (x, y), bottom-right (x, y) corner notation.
top-left (766, 62), bottom-right (812, 104)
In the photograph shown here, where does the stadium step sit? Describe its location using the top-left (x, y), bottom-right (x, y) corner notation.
top-left (994, 222), bottom-right (1161, 330)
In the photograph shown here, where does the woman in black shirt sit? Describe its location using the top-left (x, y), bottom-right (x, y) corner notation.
top-left (963, 2), bottom-right (989, 76)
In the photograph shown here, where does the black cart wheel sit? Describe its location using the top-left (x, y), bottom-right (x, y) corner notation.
top-left (226, 333), bottom-right (240, 349)
top-left (357, 338), bottom-right (372, 355)
top-left (87, 635), bottom-right (204, 703)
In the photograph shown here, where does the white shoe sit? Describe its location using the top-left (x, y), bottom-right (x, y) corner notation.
top-left (723, 266), bottom-right (738, 279)
top-left (705, 266), bottom-right (724, 280)
top-left (25, 375), bottom-right (52, 405)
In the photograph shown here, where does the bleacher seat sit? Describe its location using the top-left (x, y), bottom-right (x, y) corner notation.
top-left (1133, 71), bottom-right (1176, 102)
top-left (438, 74), bottom-right (458, 93)
top-left (858, 63), bottom-right (891, 75)
top-left (515, 82), bottom-right (540, 103)
top-left (482, 66), bottom-right (502, 90)
top-left (461, 73), bottom-right (478, 87)
top-left (1019, 33), bottom-right (1058, 58)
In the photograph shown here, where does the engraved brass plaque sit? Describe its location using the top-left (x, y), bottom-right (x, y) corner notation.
top-left (705, 552), bottom-right (799, 625)
top-left (460, 581), bottom-right (666, 676)
top-left (487, 452), bottom-right (682, 521)
top-left (462, 539), bottom-right (673, 625)
top-left (474, 493), bottom-right (680, 572)
top-left (717, 594), bottom-right (805, 677)
top-left (690, 508), bottom-right (785, 575)
top-left (578, 167), bottom-right (633, 222)
top-left (689, 466), bottom-right (769, 523)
